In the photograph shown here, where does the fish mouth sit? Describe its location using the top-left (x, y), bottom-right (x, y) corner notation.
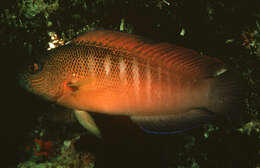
top-left (17, 73), bottom-right (44, 91)
top-left (17, 73), bottom-right (30, 90)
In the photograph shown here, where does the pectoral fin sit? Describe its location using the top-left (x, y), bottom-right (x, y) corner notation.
top-left (74, 109), bottom-right (102, 138)
top-left (67, 77), bottom-right (97, 92)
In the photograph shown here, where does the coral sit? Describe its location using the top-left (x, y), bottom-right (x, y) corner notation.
top-left (18, 137), bottom-right (95, 168)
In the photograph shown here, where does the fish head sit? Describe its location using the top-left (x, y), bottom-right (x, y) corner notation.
top-left (18, 51), bottom-right (66, 102)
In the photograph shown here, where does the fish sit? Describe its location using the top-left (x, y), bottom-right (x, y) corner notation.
top-left (19, 30), bottom-right (245, 138)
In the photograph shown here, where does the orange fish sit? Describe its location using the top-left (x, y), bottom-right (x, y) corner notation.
top-left (19, 30), bottom-right (244, 138)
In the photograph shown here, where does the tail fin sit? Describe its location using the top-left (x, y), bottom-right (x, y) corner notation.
top-left (208, 69), bottom-right (246, 124)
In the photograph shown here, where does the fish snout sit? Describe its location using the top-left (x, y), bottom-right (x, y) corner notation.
top-left (17, 73), bottom-right (30, 90)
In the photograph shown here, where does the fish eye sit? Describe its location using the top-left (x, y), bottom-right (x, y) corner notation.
top-left (28, 63), bottom-right (41, 74)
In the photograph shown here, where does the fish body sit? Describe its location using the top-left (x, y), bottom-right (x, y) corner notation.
top-left (19, 30), bottom-right (244, 135)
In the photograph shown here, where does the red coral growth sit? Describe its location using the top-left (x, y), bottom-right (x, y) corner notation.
top-left (33, 139), bottom-right (54, 157)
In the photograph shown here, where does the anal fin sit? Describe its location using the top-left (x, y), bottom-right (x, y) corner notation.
top-left (130, 108), bottom-right (215, 134)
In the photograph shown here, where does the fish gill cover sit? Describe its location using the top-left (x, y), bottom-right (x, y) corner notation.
top-left (0, 0), bottom-right (260, 168)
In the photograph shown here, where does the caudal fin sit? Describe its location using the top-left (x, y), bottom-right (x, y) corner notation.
top-left (208, 69), bottom-right (246, 124)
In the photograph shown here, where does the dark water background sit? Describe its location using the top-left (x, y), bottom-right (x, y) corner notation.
top-left (0, 0), bottom-right (259, 167)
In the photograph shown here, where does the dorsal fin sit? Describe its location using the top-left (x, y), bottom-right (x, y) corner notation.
top-left (72, 30), bottom-right (225, 78)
